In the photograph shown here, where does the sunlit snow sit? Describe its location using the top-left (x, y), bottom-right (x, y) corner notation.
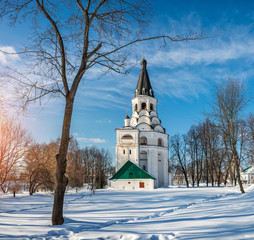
top-left (0, 185), bottom-right (254, 239)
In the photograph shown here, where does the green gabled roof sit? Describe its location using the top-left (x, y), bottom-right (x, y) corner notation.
top-left (243, 166), bottom-right (253, 172)
top-left (109, 160), bottom-right (155, 180)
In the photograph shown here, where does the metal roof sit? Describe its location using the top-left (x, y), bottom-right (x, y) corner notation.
top-left (243, 166), bottom-right (253, 173)
top-left (135, 58), bottom-right (154, 97)
top-left (109, 160), bottom-right (155, 180)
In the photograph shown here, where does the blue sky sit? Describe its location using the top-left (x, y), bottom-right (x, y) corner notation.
top-left (1, 0), bottom-right (254, 162)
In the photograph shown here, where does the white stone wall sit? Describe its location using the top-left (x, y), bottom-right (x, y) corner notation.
top-left (115, 129), bottom-right (139, 171)
top-left (138, 131), bottom-right (169, 187)
top-left (131, 95), bottom-right (158, 114)
top-left (110, 179), bottom-right (154, 190)
top-left (115, 91), bottom-right (169, 189)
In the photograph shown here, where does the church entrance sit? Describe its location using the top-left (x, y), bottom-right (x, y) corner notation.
top-left (139, 182), bottom-right (145, 188)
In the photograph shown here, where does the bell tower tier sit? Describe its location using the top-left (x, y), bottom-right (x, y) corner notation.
top-left (114, 58), bottom-right (169, 188)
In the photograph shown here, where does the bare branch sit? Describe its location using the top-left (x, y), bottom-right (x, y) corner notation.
top-left (35, 0), bottom-right (69, 94)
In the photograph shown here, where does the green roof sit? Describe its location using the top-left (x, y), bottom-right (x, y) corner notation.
top-left (243, 166), bottom-right (253, 172)
top-left (109, 160), bottom-right (155, 180)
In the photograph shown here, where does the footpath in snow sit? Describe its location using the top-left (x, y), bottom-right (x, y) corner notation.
top-left (0, 185), bottom-right (254, 240)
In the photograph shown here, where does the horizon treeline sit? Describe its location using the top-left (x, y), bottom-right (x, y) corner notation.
top-left (0, 123), bottom-right (114, 194)
top-left (170, 78), bottom-right (254, 192)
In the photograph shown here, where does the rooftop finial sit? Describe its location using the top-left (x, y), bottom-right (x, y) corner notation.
top-left (141, 57), bottom-right (147, 69)
top-left (125, 107), bottom-right (130, 119)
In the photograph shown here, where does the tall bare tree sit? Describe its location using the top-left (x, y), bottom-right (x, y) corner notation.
top-left (170, 134), bottom-right (189, 187)
top-left (200, 119), bottom-right (225, 186)
top-left (66, 139), bottom-right (84, 188)
top-left (0, 115), bottom-right (30, 193)
top-left (81, 146), bottom-right (113, 188)
top-left (211, 77), bottom-right (248, 193)
top-left (247, 114), bottom-right (254, 164)
top-left (23, 143), bottom-right (55, 195)
top-left (0, 0), bottom-right (207, 225)
top-left (187, 125), bottom-right (204, 187)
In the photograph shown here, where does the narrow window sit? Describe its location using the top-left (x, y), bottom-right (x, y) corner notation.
top-left (129, 150), bottom-right (131, 154)
top-left (135, 104), bottom-right (138, 111)
top-left (140, 136), bottom-right (147, 145)
top-left (141, 102), bottom-right (146, 110)
top-left (150, 104), bottom-right (153, 111)
top-left (123, 149), bottom-right (125, 154)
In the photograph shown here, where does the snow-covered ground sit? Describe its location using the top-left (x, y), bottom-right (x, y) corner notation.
top-left (0, 185), bottom-right (254, 240)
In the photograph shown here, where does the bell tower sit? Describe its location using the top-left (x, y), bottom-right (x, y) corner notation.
top-left (115, 58), bottom-right (169, 188)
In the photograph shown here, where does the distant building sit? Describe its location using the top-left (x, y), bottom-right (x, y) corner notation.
top-left (241, 166), bottom-right (254, 184)
top-left (110, 58), bottom-right (169, 190)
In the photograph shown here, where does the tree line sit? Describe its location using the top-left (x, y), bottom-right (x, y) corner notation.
top-left (0, 118), bottom-right (114, 195)
top-left (170, 78), bottom-right (254, 193)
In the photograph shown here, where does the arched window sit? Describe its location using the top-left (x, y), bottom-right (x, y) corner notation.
top-left (141, 102), bottom-right (146, 110)
top-left (140, 151), bottom-right (147, 172)
top-left (140, 136), bottom-right (147, 145)
top-left (135, 104), bottom-right (138, 111)
top-left (158, 138), bottom-right (163, 146)
top-left (122, 134), bottom-right (133, 139)
top-left (150, 104), bottom-right (153, 111)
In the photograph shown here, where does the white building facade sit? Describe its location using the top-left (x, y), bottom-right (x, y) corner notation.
top-left (115, 58), bottom-right (169, 188)
top-left (241, 166), bottom-right (254, 184)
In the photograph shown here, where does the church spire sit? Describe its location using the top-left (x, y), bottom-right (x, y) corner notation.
top-left (135, 58), bottom-right (154, 97)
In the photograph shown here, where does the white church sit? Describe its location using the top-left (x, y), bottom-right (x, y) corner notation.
top-left (109, 58), bottom-right (169, 190)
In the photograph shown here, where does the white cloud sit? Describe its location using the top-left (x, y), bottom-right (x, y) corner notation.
top-left (152, 69), bottom-right (209, 100)
top-left (148, 39), bottom-right (254, 68)
top-left (0, 46), bottom-right (19, 65)
top-left (77, 137), bottom-right (106, 143)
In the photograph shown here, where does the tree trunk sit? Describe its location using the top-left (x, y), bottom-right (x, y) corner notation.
top-left (0, 185), bottom-right (6, 193)
top-left (232, 149), bottom-right (245, 194)
top-left (206, 157), bottom-right (209, 187)
top-left (183, 173), bottom-right (189, 188)
top-left (52, 98), bottom-right (74, 225)
top-left (29, 182), bottom-right (34, 195)
top-left (229, 162), bottom-right (234, 186)
top-left (211, 174), bottom-right (214, 187)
